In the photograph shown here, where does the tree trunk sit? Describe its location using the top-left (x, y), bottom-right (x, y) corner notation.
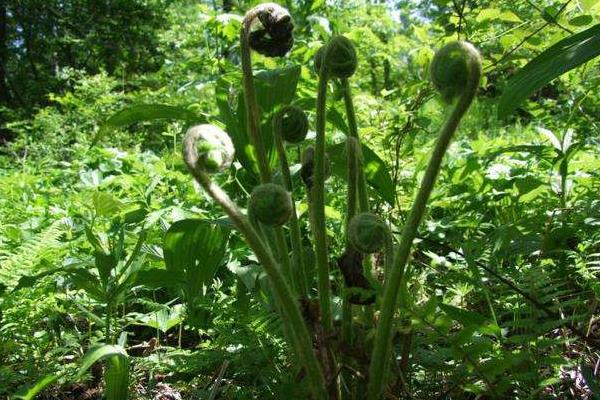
top-left (0, 2), bottom-right (12, 105)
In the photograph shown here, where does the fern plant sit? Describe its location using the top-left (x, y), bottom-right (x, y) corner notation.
top-left (179, 3), bottom-right (481, 399)
top-left (0, 218), bottom-right (68, 290)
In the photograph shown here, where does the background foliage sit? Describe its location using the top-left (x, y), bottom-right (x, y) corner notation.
top-left (1, 0), bottom-right (600, 398)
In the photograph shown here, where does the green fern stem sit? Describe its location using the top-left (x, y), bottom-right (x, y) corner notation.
top-left (340, 136), bottom-right (360, 399)
top-left (274, 227), bottom-right (294, 289)
top-left (240, 18), bottom-right (272, 184)
top-left (105, 302), bottom-right (112, 344)
top-left (187, 168), bottom-right (328, 399)
top-left (241, 16), bottom-right (296, 290)
top-left (272, 117), bottom-right (307, 296)
top-left (342, 136), bottom-right (360, 344)
top-left (345, 136), bottom-right (360, 234)
top-left (383, 231), bottom-right (395, 279)
top-left (341, 78), bottom-right (369, 211)
top-left (367, 52), bottom-right (480, 399)
top-left (313, 62), bottom-right (333, 333)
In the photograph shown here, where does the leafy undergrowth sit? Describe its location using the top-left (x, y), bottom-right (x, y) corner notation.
top-left (2, 1), bottom-right (600, 399)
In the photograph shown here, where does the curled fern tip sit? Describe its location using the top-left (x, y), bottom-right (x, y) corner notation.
top-left (245, 3), bottom-right (294, 57)
top-left (430, 41), bottom-right (482, 103)
top-left (183, 124), bottom-right (235, 174)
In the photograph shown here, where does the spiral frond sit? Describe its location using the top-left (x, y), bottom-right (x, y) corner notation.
top-left (320, 35), bottom-right (358, 79)
top-left (274, 105), bottom-right (309, 143)
top-left (249, 183), bottom-right (293, 227)
top-left (244, 3), bottom-right (294, 57)
top-left (430, 41), bottom-right (482, 103)
top-left (183, 124), bottom-right (235, 174)
top-left (348, 212), bottom-right (387, 254)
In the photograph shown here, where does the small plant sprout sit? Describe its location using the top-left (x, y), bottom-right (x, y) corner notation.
top-left (348, 212), bottom-right (387, 255)
top-left (274, 105), bottom-right (309, 144)
top-left (182, 124), bottom-right (235, 174)
top-left (240, 2), bottom-right (293, 183)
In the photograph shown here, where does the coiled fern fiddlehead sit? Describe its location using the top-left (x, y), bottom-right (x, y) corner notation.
top-left (367, 41), bottom-right (482, 399)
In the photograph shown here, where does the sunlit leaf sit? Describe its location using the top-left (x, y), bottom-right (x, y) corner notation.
top-left (163, 219), bottom-right (230, 303)
top-left (95, 104), bottom-right (200, 144)
top-left (76, 345), bottom-right (129, 400)
top-left (498, 24), bottom-right (600, 118)
top-left (13, 375), bottom-right (58, 400)
top-left (327, 141), bottom-right (395, 205)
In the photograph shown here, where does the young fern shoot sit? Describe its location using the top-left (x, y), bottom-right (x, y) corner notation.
top-left (313, 35), bottom-right (359, 333)
top-left (182, 124), bottom-right (328, 399)
top-left (240, 2), bottom-right (293, 183)
top-left (367, 41), bottom-right (482, 400)
top-left (272, 106), bottom-right (309, 296)
top-left (241, 3), bottom-right (298, 290)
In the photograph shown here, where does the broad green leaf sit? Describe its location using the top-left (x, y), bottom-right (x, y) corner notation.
top-left (105, 353), bottom-right (130, 400)
top-left (476, 9), bottom-right (521, 23)
top-left (216, 66), bottom-right (301, 178)
top-left (327, 141), bottom-right (395, 205)
top-left (227, 260), bottom-right (264, 292)
top-left (76, 345), bottom-right (129, 400)
top-left (537, 127), bottom-right (562, 152)
top-left (92, 192), bottom-right (124, 217)
top-left (498, 23), bottom-right (600, 118)
top-left (514, 177), bottom-right (545, 199)
top-left (163, 219), bottom-right (230, 304)
top-left (95, 104), bottom-right (200, 144)
top-left (13, 375), bottom-right (58, 400)
top-left (135, 267), bottom-right (186, 289)
top-left (136, 304), bottom-right (185, 333)
top-left (569, 14), bottom-right (594, 26)
top-left (76, 345), bottom-right (128, 379)
top-left (69, 269), bottom-right (106, 302)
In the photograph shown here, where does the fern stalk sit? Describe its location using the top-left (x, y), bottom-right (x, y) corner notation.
top-left (187, 167), bottom-right (328, 399)
top-left (367, 41), bottom-right (482, 399)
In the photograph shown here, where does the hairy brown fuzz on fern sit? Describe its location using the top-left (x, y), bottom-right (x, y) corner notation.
top-left (300, 146), bottom-right (330, 189)
top-left (337, 247), bottom-right (375, 305)
top-left (246, 3), bottom-right (294, 57)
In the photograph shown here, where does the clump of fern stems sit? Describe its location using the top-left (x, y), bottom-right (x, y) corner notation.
top-left (182, 3), bottom-right (482, 399)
